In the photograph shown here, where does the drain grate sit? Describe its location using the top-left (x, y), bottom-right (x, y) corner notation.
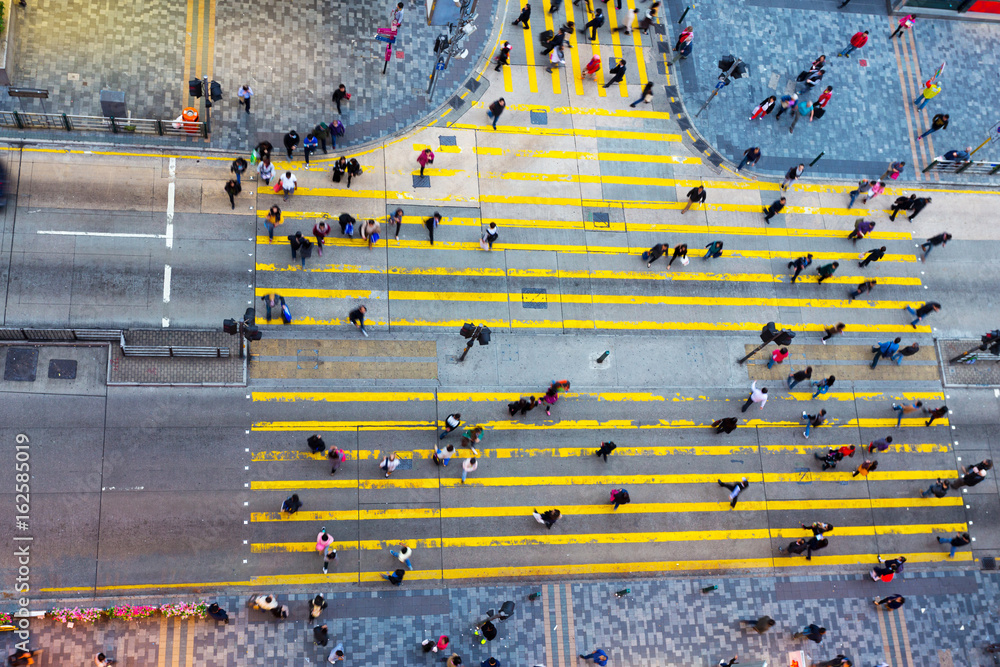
top-left (4, 348), bottom-right (38, 382)
top-left (522, 288), bottom-right (548, 309)
top-left (48, 359), bottom-right (78, 379)
top-left (982, 556), bottom-right (996, 570)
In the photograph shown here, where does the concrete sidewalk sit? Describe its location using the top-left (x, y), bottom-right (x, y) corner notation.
top-left (662, 0), bottom-right (1000, 183)
top-left (7, 570), bottom-right (991, 666)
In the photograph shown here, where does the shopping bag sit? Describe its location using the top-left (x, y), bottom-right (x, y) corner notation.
top-left (345, 222), bottom-right (354, 236)
top-left (480, 237), bottom-right (490, 251)
top-left (273, 181), bottom-right (283, 193)
top-left (680, 256), bottom-right (690, 266)
top-left (641, 251), bottom-right (649, 260)
top-left (281, 303), bottom-right (292, 324)
top-left (370, 232), bottom-right (380, 243)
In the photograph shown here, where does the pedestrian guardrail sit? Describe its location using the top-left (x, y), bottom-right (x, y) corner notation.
top-left (922, 156), bottom-right (1000, 175)
top-left (120, 344), bottom-right (231, 358)
top-left (0, 111), bottom-right (207, 138)
top-left (0, 327), bottom-right (122, 341)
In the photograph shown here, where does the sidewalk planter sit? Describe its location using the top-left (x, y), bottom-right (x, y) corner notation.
top-left (43, 602), bottom-right (207, 626)
top-left (0, 1), bottom-right (15, 87)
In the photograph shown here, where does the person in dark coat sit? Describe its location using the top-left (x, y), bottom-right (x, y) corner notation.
top-left (604, 59), bottom-right (627, 88)
top-left (283, 130), bottom-right (300, 159)
top-left (711, 418), bottom-right (738, 434)
top-left (224, 179), bottom-right (241, 210)
top-left (333, 157), bottom-right (348, 183)
top-left (511, 3), bottom-right (531, 28)
top-left (382, 568), bottom-right (406, 585)
top-left (645, 242), bottom-right (668, 267)
top-left (207, 603), bottom-right (229, 624)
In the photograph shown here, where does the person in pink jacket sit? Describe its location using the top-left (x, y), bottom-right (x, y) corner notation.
top-left (417, 148), bottom-right (434, 177)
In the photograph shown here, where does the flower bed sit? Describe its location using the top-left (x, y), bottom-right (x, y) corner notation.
top-left (42, 602), bottom-right (208, 625)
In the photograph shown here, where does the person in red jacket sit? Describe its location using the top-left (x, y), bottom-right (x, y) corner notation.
top-left (816, 86), bottom-right (833, 108)
top-left (838, 30), bottom-right (868, 57)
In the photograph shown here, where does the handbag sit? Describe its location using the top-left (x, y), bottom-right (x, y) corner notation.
top-left (680, 256), bottom-right (690, 266)
top-left (370, 232), bottom-right (380, 243)
top-left (641, 251), bottom-right (649, 260)
top-left (281, 303), bottom-right (292, 324)
top-left (273, 181), bottom-right (283, 193)
top-left (344, 222), bottom-right (354, 236)
top-left (480, 237), bottom-right (490, 251)
top-left (889, 171), bottom-right (899, 179)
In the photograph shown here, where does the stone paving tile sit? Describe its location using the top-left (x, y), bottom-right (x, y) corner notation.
top-left (9, 570), bottom-right (997, 665)
top-left (939, 339), bottom-right (1000, 387)
top-left (109, 329), bottom-right (244, 385)
top-left (0, 0), bottom-right (495, 152)
top-left (660, 0), bottom-right (1000, 184)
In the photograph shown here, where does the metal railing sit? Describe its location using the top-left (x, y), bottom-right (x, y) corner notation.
top-left (0, 111), bottom-right (207, 138)
top-left (0, 327), bottom-right (122, 341)
top-left (923, 156), bottom-right (1000, 175)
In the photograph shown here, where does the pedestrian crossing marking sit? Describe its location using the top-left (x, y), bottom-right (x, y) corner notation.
top-left (250, 522), bottom-right (967, 552)
top-left (519, 20), bottom-right (538, 93)
top-left (626, 0), bottom-right (648, 88)
top-left (542, 0), bottom-right (562, 95)
top-left (254, 286), bottom-right (921, 312)
top-left (470, 101), bottom-right (671, 119)
top-left (249, 389), bottom-right (944, 403)
top-left (249, 468), bottom-right (954, 490)
top-left (248, 497), bottom-right (964, 523)
top-left (444, 123), bottom-right (681, 141)
top-left (252, 442), bottom-right (949, 463)
top-left (474, 147), bottom-right (696, 162)
top-left (255, 262), bottom-right (923, 287)
top-left (251, 417), bottom-right (945, 432)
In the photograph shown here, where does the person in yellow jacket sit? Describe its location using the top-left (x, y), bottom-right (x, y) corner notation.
top-left (914, 79), bottom-right (940, 110)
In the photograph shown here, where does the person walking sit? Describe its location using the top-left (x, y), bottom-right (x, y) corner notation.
top-left (815, 447), bottom-right (844, 470)
top-left (481, 222), bottom-right (500, 251)
top-left (224, 179), bottom-right (241, 210)
top-left (390, 544), bottom-right (414, 569)
top-left (382, 569), bottom-right (406, 586)
top-left (417, 148), bottom-right (435, 177)
top-left (711, 417), bottom-right (738, 434)
top-left (858, 246), bottom-right (886, 268)
top-left (237, 85), bottom-right (253, 114)
top-left (767, 347), bottom-right (789, 369)
top-left (349, 305), bottom-right (368, 337)
top-left (741, 616), bottom-right (776, 634)
top-left (848, 278), bottom-right (877, 301)
top-left (360, 218), bottom-right (381, 249)
top-left (421, 636), bottom-right (451, 654)
top-left (816, 86), bottom-right (833, 108)
top-left (921, 477), bottom-right (949, 498)
top-left (781, 164), bottom-right (805, 191)
top-left (338, 212), bottom-right (356, 237)
top-left (207, 602), bottom-right (230, 624)
top-left (741, 381), bottom-right (767, 412)
top-left (433, 444), bottom-right (455, 466)
top-left (737, 146), bottom-right (762, 171)
top-left (867, 436), bottom-right (893, 454)
top-left (763, 197), bottom-right (785, 223)
top-left (890, 14), bottom-right (916, 38)
top-left (871, 338), bottom-right (901, 369)
top-left (532, 508), bottom-right (561, 528)
top-left (308, 434), bottom-right (327, 453)
top-left (332, 84), bottom-right (349, 114)
top-left (645, 242), bottom-right (669, 267)
top-left (907, 196), bottom-right (931, 221)
top-left (889, 194), bottom-right (916, 220)
top-left (630, 81), bottom-right (655, 108)
top-left (461, 456), bottom-right (479, 483)
top-left (892, 341), bottom-right (920, 364)
top-left (582, 54), bottom-right (602, 79)
top-left (604, 59), bottom-right (627, 88)
top-left (801, 409), bottom-right (826, 438)
top-left (847, 179), bottom-right (871, 209)
top-left (816, 261), bottom-right (839, 284)
top-left (512, 3), bottom-right (531, 28)
top-left (787, 366), bottom-right (812, 389)
top-left (610, 488), bottom-right (630, 510)
top-left (669, 24), bottom-right (693, 63)
top-left (681, 186), bottom-right (707, 214)
top-left (667, 243), bottom-right (688, 269)
top-left (774, 93), bottom-right (798, 121)
top-left (788, 98), bottom-right (814, 134)
top-left (812, 375), bottom-right (835, 398)
top-left (595, 440), bottom-right (617, 460)
top-left (379, 452), bottom-right (401, 477)
top-left (852, 459), bottom-right (878, 478)
top-left (874, 595), bottom-right (904, 610)
top-left (303, 133), bottom-right (319, 165)
top-left (718, 477), bottom-right (749, 508)
top-left (918, 113), bottom-right (949, 140)
top-left (821, 323), bottom-right (845, 343)
top-left (283, 130), bottom-right (300, 160)
top-left (937, 532), bottom-right (971, 558)
top-left (544, 46), bottom-right (566, 73)
top-left (387, 208), bottom-right (404, 241)
top-left (704, 240), bottom-right (723, 259)
top-left (231, 156), bottom-right (248, 185)
top-left (905, 301), bottom-right (940, 327)
top-left (288, 231), bottom-right (307, 261)
top-left (780, 538), bottom-right (810, 555)
top-left (487, 98), bottom-right (506, 130)
top-left (924, 404), bottom-right (948, 427)
top-left (787, 253), bottom-right (812, 282)
top-left (581, 9), bottom-right (605, 40)
top-left (951, 459), bottom-right (991, 487)
top-left (280, 171), bottom-right (297, 202)
top-left (258, 156), bottom-right (274, 185)
top-left (281, 494), bottom-right (303, 514)
top-left (749, 97), bottom-right (776, 121)
top-left (870, 556), bottom-right (906, 581)
top-left (864, 180), bottom-right (886, 205)
top-left (838, 29), bottom-right (868, 57)
top-left (891, 400), bottom-right (923, 428)
top-left (461, 425), bottom-right (483, 454)
top-left (328, 447), bottom-right (346, 477)
top-left (792, 624), bottom-right (826, 643)
top-left (312, 123), bottom-right (332, 154)
top-left (494, 41), bottom-right (512, 71)
top-left (847, 219), bottom-right (875, 244)
top-left (880, 160), bottom-right (906, 182)
top-left (313, 220), bottom-right (331, 257)
top-left (579, 649), bottom-right (609, 666)
top-left (310, 594), bottom-right (328, 619)
top-left (424, 212), bottom-right (442, 245)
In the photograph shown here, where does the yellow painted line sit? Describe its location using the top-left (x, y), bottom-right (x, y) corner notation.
top-left (194, 0), bottom-right (205, 79)
top-left (564, 0), bottom-right (584, 96)
top-left (249, 468), bottom-right (954, 491)
top-left (252, 391), bottom-right (437, 402)
top-left (542, 4), bottom-right (561, 95)
top-left (206, 0), bottom-right (216, 83)
top-left (471, 100), bottom-right (672, 118)
top-left (253, 262), bottom-right (923, 287)
top-left (252, 522), bottom-right (965, 552)
top-left (257, 285), bottom-right (920, 312)
top-left (521, 20), bottom-right (538, 93)
top-left (447, 123), bottom-right (680, 142)
top-left (628, 0), bottom-right (648, 87)
top-left (183, 0), bottom-right (194, 100)
top-left (474, 147), bottom-right (697, 163)
top-left (503, 51), bottom-right (513, 91)
top-left (414, 143), bottom-right (462, 154)
top-left (40, 549), bottom-right (970, 593)
top-left (250, 496), bottom-right (964, 523)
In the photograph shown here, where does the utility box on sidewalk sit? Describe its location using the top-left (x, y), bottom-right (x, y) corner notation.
top-left (99, 90), bottom-right (127, 118)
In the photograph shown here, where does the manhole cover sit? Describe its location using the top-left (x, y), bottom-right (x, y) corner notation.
top-left (983, 556), bottom-right (996, 570)
top-left (48, 359), bottom-right (78, 379)
top-left (530, 110), bottom-right (548, 125)
top-left (439, 135), bottom-right (457, 146)
top-left (4, 348), bottom-right (38, 382)
top-left (522, 288), bottom-right (548, 309)
top-left (297, 349), bottom-right (320, 370)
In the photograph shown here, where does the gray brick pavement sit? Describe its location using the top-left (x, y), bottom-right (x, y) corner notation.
top-left (8, 570), bottom-right (996, 665)
top-left (110, 329), bottom-right (244, 385)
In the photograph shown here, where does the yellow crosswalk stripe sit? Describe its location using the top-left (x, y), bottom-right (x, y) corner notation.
top-left (474, 146), bottom-right (696, 162)
top-left (251, 417), bottom-right (944, 432)
top-left (254, 286), bottom-right (920, 312)
top-left (627, 0), bottom-right (648, 87)
top-left (476, 102), bottom-right (670, 119)
top-left (252, 442), bottom-right (948, 463)
top-left (249, 389), bottom-right (944, 403)
top-left (250, 468), bottom-right (955, 490)
top-left (604, 2), bottom-right (629, 96)
top-left (252, 522), bottom-right (966, 552)
top-left (542, 1), bottom-right (561, 94)
top-left (248, 551), bottom-right (973, 586)
top-left (254, 261), bottom-right (923, 287)
top-left (445, 123), bottom-right (680, 141)
top-left (249, 497), bottom-right (964, 523)
top-left (520, 21), bottom-right (538, 93)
